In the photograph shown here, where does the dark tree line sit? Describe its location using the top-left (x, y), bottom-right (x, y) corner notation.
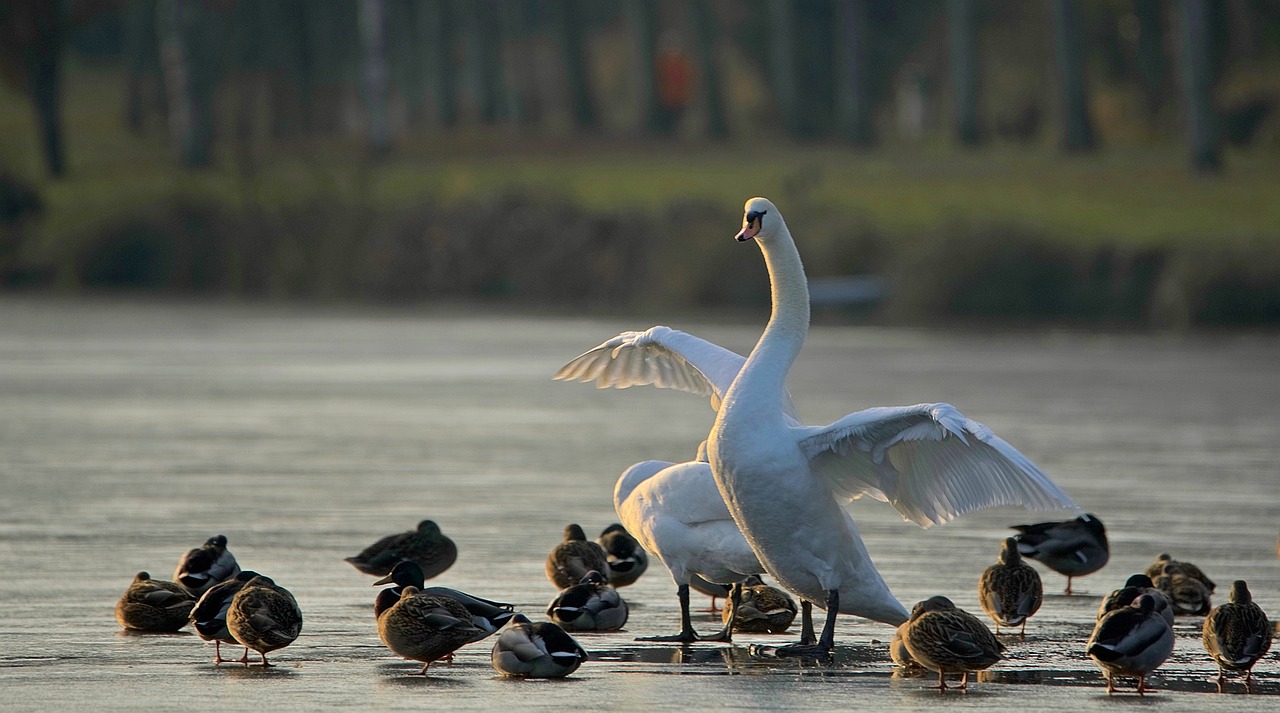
top-left (3, 0), bottom-right (1272, 178)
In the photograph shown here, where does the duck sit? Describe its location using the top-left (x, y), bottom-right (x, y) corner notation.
top-left (690, 575), bottom-right (733, 612)
top-left (377, 586), bottom-right (481, 674)
top-left (114, 571), bottom-right (195, 632)
top-left (545, 524), bottom-right (610, 590)
top-left (596, 523), bottom-right (649, 588)
top-left (723, 575), bottom-right (797, 634)
top-left (173, 534), bottom-right (240, 596)
top-left (1087, 593), bottom-right (1174, 695)
top-left (547, 570), bottom-right (629, 632)
top-left (1144, 553), bottom-right (1216, 594)
top-left (889, 622), bottom-right (923, 672)
top-left (559, 199), bottom-right (1079, 657)
top-left (1097, 574), bottom-right (1174, 626)
top-left (345, 519), bottom-right (457, 579)
top-left (226, 574), bottom-right (303, 667)
top-left (372, 560), bottom-right (516, 640)
top-left (1152, 563), bottom-right (1211, 616)
top-left (901, 596), bottom-right (1004, 690)
top-left (1010, 514), bottom-right (1108, 595)
top-left (978, 537), bottom-right (1043, 636)
top-left (491, 614), bottom-right (589, 678)
top-left (1202, 580), bottom-right (1272, 693)
top-left (189, 570), bottom-right (259, 663)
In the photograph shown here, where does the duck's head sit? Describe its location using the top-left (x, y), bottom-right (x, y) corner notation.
top-left (564, 524), bottom-right (588, 542)
top-left (244, 574), bottom-right (276, 588)
top-left (206, 534), bottom-right (228, 549)
top-left (1131, 593), bottom-right (1158, 614)
top-left (580, 570), bottom-right (608, 587)
top-left (415, 520), bottom-right (442, 537)
top-left (600, 523), bottom-right (627, 537)
top-left (998, 537), bottom-right (1021, 565)
top-left (133, 571), bottom-right (151, 583)
top-left (1123, 573), bottom-right (1154, 589)
top-left (235, 570), bottom-right (260, 583)
top-left (1229, 579), bottom-right (1252, 605)
top-left (372, 560), bottom-right (425, 588)
top-left (400, 585), bottom-right (421, 599)
top-left (909, 595), bottom-right (956, 620)
top-left (734, 197), bottom-right (782, 243)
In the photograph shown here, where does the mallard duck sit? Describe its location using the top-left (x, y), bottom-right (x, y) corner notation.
top-left (1152, 563), bottom-right (1211, 616)
top-left (226, 575), bottom-right (302, 667)
top-left (978, 537), bottom-right (1043, 636)
top-left (722, 575), bottom-right (797, 634)
top-left (378, 586), bottom-right (481, 674)
top-left (596, 523), bottom-right (648, 588)
top-left (545, 524), bottom-right (610, 590)
top-left (173, 534), bottom-right (240, 596)
top-left (1144, 553), bottom-right (1216, 594)
top-left (547, 570), bottom-right (628, 632)
top-left (190, 570), bottom-right (258, 663)
top-left (1010, 513), bottom-right (1109, 595)
top-left (491, 614), bottom-right (589, 678)
top-left (345, 519), bottom-right (457, 579)
top-left (902, 596), bottom-right (1003, 690)
top-left (372, 561), bottom-right (516, 640)
top-left (889, 622), bottom-right (923, 672)
top-left (115, 571), bottom-right (195, 632)
top-left (1087, 593), bottom-right (1174, 695)
top-left (1202, 580), bottom-right (1272, 693)
top-left (1097, 574), bottom-right (1174, 626)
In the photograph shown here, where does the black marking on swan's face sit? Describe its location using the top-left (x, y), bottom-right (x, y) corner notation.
top-left (737, 209), bottom-right (768, 241)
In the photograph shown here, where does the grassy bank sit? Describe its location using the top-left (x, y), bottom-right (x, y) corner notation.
top-left (2, 68), bottom-right (1279, 327)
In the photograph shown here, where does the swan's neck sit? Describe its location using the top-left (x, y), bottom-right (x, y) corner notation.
top-left (733, 222), bottom-right (809, 411)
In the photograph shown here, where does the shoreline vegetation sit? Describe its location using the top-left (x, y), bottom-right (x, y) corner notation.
top-left (2, 70), bottom-right (1278, 329)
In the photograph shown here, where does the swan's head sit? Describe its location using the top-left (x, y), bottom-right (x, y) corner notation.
top-left (734, 197), bottom-right (781, 243)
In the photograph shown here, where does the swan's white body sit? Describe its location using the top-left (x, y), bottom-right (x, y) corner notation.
top-left (557, 197), bottom-right (1080, 635)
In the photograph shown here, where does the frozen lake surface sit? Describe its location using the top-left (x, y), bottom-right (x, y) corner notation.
top-left (1, 298), bottom-right (1277, 711)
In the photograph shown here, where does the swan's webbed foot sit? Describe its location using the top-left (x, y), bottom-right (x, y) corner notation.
top-left (637, 630), bottom-right (699, 644)
top-left (750, 642), bottom-right (833, 661)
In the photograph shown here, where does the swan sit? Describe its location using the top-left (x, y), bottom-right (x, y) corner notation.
top-left (708, 197), bottom-right (1079, 655)
top-left (558, 197), bottom-right (1080, 654)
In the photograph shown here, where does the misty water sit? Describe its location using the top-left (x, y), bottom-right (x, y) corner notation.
top-left (1, 298), bottom-right (1277, 711)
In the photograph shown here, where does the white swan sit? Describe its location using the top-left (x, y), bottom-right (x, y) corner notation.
top-left (707, 197), bottom-right (1078, 655)
top-left (560, 198), bottom-right (1080, 655)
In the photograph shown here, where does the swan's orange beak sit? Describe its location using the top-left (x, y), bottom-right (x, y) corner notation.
top-left (735, 220), bottom-right (760, 242)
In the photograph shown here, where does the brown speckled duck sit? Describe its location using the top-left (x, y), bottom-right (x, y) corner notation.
top-left (545, 524), bottom-right (610, 589)
top-left (1152, 563), bottom-right (1211, 616)
top-left (378, 586), bottom-right (482, 674)
top-left (722, 575), bottom-right (797, 634)
top-left (226, 575), bottom-right (302, 666)
top-left (345, 519), bottom-right (458, 579)
top-left (1202, 580), bottom-right (1272, 693)
top-left (1144, 553), bottom-right (1216, 594)
top-left (115, 571), bottom-right (195, 632)
top-left (889, 622), bottom-right (924, 672)
top-left (902, 596), bottom-right (1004, 690)
top-left (978, 537), bottom-right (1043, 636)
top-left (190, 570), bottom-right (258, 663)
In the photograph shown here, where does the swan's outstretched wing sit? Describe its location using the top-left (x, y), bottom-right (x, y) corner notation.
top-left (555, 325), bottom-right (799, 419)
top-left (794, 403), bottom-right (1079, 528)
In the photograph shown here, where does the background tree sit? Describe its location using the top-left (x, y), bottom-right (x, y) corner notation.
top-left (553, 0), bottom-right (597, 131)
top-left (767, 0), bottom-right (801, 138)
top-left (1050, 0), bottom-right (1097, 152)
top-left (1179, 0), bottom-right (1220, 172)
top-left (156, 0), bottom-right (216, 168)
top-left (688, 0), bottom-right (726, 139)
top-left (358, 0), bottom-right (391, 155)
top-left (948, 0), bottom-right (981, 146)
top-left (833, 0), bottom-right (874, 147)
top-left (420, 0), bottom-right (458, 128)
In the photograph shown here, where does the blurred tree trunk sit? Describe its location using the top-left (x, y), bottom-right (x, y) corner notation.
top-left (460, 0), bottom-right (501, 124)
top-left (768, 0), bottom-right (801, 138)
top-left (1132, 0), bottom-right (1166, 120)
top-left (358, 0), bottom-right (391, 154)
top-left (834, 0), bottom-right (873, 146)
top-left (553, 0), bottom-right (597, 131)
top-left (157, 0), bottom-right (215, 168)
top-left (388, 0), bottom-right (424, 123)
top-left (24, 0), bottom-right (68, 177)
top-left (1179, 0), bottom-right (1220, 173)
top-left (1050, 0), bottom-right (1097, 152)
top-left (421, 0), bottom-right (458, 127)
top-left (123, 0), bottom-right (162, 136)
top-left (498, 0), bottom-right (533, 128)
top-left (625, 0), bottom-right (673, 135)
top-left (688, 0), bottom-right (726, 139)
top-left (947, 0), bottom-right (980, 146)
top-left (264, 0), bottom-right (311, 137)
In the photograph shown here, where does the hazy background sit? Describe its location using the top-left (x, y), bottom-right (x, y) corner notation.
top-left (1, 0), bottom-right (1278, 327)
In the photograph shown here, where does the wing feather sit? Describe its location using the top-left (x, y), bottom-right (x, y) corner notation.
top-left (796, 403), bottom-right (1079, 527)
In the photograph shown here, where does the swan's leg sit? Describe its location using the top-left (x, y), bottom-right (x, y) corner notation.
top-left (767, 590), bottom-right (837, 658)
top-left (799, 601), bottom-right (815, 645)
top-left (637, 584), bottom-right (699, 643)
top-left (698, 582), bottom-right (743, 643)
